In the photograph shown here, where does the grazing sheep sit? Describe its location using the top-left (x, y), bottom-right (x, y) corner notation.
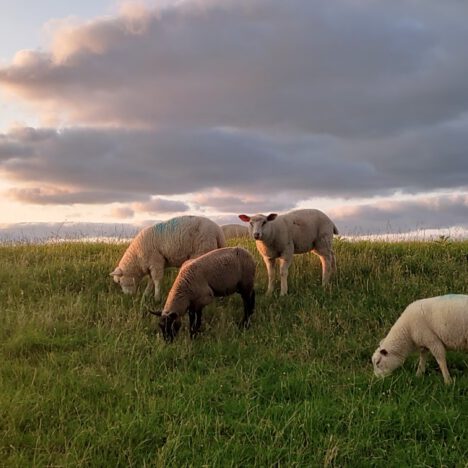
top-left (239, 209), bottom-right (338, 295)
top-left (372, 294), bottom-right (468, 384)
top-left (110, 215), bottom-right (225, 301)
top-left (221, 224), bottom-right (249, 240)
top-left (152, 247), bottom-right (256, 342)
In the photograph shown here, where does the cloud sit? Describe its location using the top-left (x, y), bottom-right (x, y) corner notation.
top-left (7, 186), bottom-right (150, 204)
top-left (1, 192), bottom-right (467, 242)
top-left (0, 0), bottom-right (467, 235)
top-left (0, 125), bottom-right (466, 204)
top-left (330, 193), bottom-right (468, 235)
top-left (133, 197), bottom-right (190, 213)
top-left (192, 191), bottom-right (296, 214)
top-left (1, 0), bottom-right (468, 136)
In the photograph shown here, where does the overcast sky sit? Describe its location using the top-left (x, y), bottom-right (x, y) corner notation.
top-left (0, 0), bottom-right (467, 239)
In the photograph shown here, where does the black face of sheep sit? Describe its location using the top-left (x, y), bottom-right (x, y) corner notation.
top-left (155, 311), bottom-right (182, 342)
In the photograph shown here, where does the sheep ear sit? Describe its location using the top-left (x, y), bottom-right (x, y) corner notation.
top-left (266, 213), bottom-right (278, 221)
top-left (380, 349), bottom-right (388, 356)
top-left (239, 214), bottom-right (251, 222)
top-left (150, 310), bottom-right (162, 316)
top-left (110, 267), bottom-right (123, 277)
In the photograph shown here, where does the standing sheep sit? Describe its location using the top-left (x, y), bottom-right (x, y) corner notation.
top-left (221, 224), bottom-right (249, 240)
top-left (110, 215), bottom-right (225, 301)
top-left (239, 209), bottom-right (338, 295)
top-left (152, 247), bottom-right (256, 342)
top-left (372, 294), bottom-right (468, 384)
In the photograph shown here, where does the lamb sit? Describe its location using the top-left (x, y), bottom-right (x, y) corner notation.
top-left (152, 247), bottom-right (256, 342)
top-left (239, 209), bottom-right (338, 295)
top-left (110, 215), bottom-right (226, 301)
top-left (372, 294), bottom-right (468, 384)
top-left (221, 224), bottom-right (249, 240)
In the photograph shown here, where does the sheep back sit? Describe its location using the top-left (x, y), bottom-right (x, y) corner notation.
top-left (148, 215), bottom-right (225, 267)
top-left (280, 209), bottom-right (337, 253)
top-left (166, 247), bottom-right (256, 307)
top-left (403, 295), bottom-right (468, 350)
top-left (221, 224), bottom-right (250, 240)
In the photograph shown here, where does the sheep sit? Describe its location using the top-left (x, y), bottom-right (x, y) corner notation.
top-left (372, 294), bottom-right (468, 384)
top-left (152, 246), bottom-right (256, 342)
top-left (239, 209), bottom-right (338, 295)
top-left (221, 223), bottom-right (249, 240)
top-left (110, 215), bottom-right (225, 301)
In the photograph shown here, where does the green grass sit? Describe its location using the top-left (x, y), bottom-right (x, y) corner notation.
top-left (1, 238), bottom-right (467, 467)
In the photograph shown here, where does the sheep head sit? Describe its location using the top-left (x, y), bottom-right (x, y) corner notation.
top-left (371, 346), bottom-right (405, 378)
top-left (110, 267), bottom-right (139, 294)
top-left (156, 311), bottom-right (182, 342)
top-left (239, 213), bottom-right (277, 241)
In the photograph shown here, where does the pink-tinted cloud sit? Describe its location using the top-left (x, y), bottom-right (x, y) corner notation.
top-left (1, 1), bottom-right (468, 135)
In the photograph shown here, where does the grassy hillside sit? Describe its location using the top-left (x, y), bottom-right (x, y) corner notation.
top-left (1, 239), bottom-right (467, 467)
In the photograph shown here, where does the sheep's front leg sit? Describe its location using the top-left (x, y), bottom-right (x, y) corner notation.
top-left (416, 347), bottom-right (429, 377)
top-left (263, 257), bottom-right (276, 295)
top-left (279, 256), bottom-right (292, 296)
top-left (189, 309), bottom-right (202, 339)
top-left (428, 341), bottom-right (452, 384)
top-left (148, 265), bottom-right (164, 302)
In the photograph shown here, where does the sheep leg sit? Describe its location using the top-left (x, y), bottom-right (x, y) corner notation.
top-left (331, 249), bottom-right (337, 273)
top-left (189, 308), bottom-right (203, 339)
top-left (416, 347), bottom-right (429, 376)
top-left (143, 277), bottom-right (154, 297)
top-left (279, 256), bottom-right (292, 296)
top-left (263, 257), bottom-right (276, 295)
top-left (240, 289), bottom-right (255, 329)
top-left (313, 237), bottom-right (334, 286)
top-left (428, 341), bottom-right (452, 384)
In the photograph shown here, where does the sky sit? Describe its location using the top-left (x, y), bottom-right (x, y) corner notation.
top-left (0, 0), bottom-right (467, 240)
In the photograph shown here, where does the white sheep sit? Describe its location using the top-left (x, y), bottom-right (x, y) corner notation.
top-left (152, 246), bottom-right (256, 341)
top-left (110, 215), bottom-right (225, 301)
top-left (221, 224), bottom-right (249, 240)
top-left (372, 294), bottom-right (468, 384)
top-left (239, 209), bottom-right (338, 295)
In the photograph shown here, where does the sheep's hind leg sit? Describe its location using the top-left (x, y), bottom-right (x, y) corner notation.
top-left (279, 256), bottom-right (292, 296)
top-left (428, 341), bottom-right (452, 384)
top-left (240, 289), bottom-right (255, 329)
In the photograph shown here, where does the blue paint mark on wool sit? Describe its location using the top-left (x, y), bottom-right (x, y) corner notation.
top-left (153, 216), bottom-right (194, 234)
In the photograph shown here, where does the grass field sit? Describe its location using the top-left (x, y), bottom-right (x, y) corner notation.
top-left (1, 238), bottom-right (467, 467)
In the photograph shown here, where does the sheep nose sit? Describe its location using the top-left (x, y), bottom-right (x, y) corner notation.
top-left (254, 233), bottom-right (261, 240)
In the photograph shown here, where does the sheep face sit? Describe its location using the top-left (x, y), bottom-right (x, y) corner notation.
top-left (371, 346), bottom-right (404, 378)
top-left (239, 213), bottom-right (277, 241)
top-left (159, 312), bottom-right (182, 342)
top-left (110, 268), bottom-right (139, 294)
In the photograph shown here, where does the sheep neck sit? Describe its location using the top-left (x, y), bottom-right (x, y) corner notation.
top-left (382, 321), bottom-right (415, 360)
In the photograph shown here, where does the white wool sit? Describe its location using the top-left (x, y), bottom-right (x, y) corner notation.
top-left (372, 294), bottom-right (468, 384)
top-left (110, 215), bottom-right (225, 300)
top-left (239, 209), bottom-right (338, 295)
top-left (221, 224), bottom-right (249, 240)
